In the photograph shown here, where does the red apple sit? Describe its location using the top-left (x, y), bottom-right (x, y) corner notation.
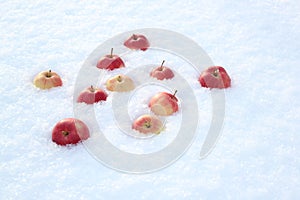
top-left (132, 114), bottom-right (164, 134)
top-left (124, 34), bottom-right (150, 51)
top-left (96, 48), bottom-right (125, 70)
top-left (106, 74), bottom-right (135, 92)
top-left (198, 66), bottom-right (231, 89)
top-left (149, 90), bottom-right (179, 116)
top-left (77, 85), bottom-right (108, 104)
top-left (150, 60), bottom-right (174, 80)
top-left (33, 70), bottom-right (62, 89)
top-left (52, 118), bottom-right (90, 146)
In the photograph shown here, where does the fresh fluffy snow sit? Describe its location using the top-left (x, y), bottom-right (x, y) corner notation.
top-left (0, 0), bottom-right (299, 199)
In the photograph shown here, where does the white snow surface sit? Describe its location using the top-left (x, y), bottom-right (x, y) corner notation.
top-left (0, 0), bottom-right (300, 199)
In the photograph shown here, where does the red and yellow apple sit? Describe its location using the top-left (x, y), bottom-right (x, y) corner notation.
top-left (150, 60), bottom-right (174, 80)
top-left (96, 48), bottom-right (125, 70)
top-left (106, 74), bottom-right (135, 92)
top-left (132, 114), bottom-right (164, 134)
top-left (33, 70), bottom-right (62, 89)
top-left (124, 34), bottom-right (150, 51)
top-left (52, 118), bottom-right (90, 146)
top-left (149, 90), bottom-right (179, 116)
top-left (77, 85), bottom-right (108, 104)
top-left (198, 66), bottom-right (231, 89)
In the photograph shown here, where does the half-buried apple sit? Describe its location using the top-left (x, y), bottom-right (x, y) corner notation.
top-left (124, 34), bottom-right (150, 51)
top-left (33, 70), bottom-right (62, 89)
top-left (106, 74), bottom-right (135, 92)
top-left (52, 118), bottom-right (90, 146)
top-left (96, 48), bottom-right (125, 71)
top-left (149, 90), bottom-right (179, 116)
top-left (150, 60), bottom-right (174, 80)
top-left (132, 114), bottom-right (164, 134)
top-left (77, 85), bottom-right (107, 104)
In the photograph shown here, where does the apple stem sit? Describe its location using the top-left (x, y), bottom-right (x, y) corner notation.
top-left (110, 48), bottom-right (114, 58)
top-left (172, 90), bottom-right (178, 98)
top-left (46, 70), bottom-right (52, 78)
top-left (212, 69), bottom-right (219, 77)
top-left (132, 34), bottom-right (138, 40)
top-left (90, 85), bottom-right (95, 92)
top-left (62, 131), bottom-right (69, 136)
top-left (117, 75), bottom-right (122, 82)
top-left (145, 121), bottom-right (151, 128)
top-left (159, 60), bottom-right (165, 71)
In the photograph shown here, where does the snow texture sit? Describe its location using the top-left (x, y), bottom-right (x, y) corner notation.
top-left (0, 0), bottom-right (299, 199)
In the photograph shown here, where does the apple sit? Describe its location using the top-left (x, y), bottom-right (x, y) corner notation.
top-left (77, 85), bottom-right (108, 104)
top-left (106, 74), bottom-right (135, 92)
top-left (150, 60), bottom-right (174, 80)
top-left (52, 118), bottom-right (90, 146)
top-left (198, 66), bottom-right (231, 89)
top-left (124, 34), bottom-right (150, 51)
top-left (149, 90), bottom-right (179, 116)
top-left (33, 70), bottom-right (62, 89)
top-left (96, 48), bottom-right (125, 70)
top-left (132, 114), bottom-right (164, 134)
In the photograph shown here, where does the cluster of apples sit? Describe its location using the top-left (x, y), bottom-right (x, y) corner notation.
top-left (132, 65), bottom-right (232, 135)
top-left (132, 90), bottom-right (179, 134)
top-left (32, 33), bottom-right (232, 146)
top-left (31, 34), bottom-right (150, 146)
top-left (129, 59), bottom-right (178, 134)
top-left (32, 70), bottom-right (90, 145)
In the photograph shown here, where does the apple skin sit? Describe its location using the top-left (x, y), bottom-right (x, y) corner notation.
top-left (149, 91), bottom-right (179, 116)
top-left (33, 70), bottom-right (62, 89)
top-left (52, 118), bottom-right (90, 146)
top-left (106, 74), bottom-right (135, 92)
top-left (198, 66), bottom-right (231, 89)
top-left (96, 51), bottom-right (125, 71)
top-left (150, 66), bottom-right (174, 80)
top-left (132, 114), bottom-right (163, 134)
top-left (124, 34), bottom-right (150, 51)
top-left (77, 86), bottom-right (108, 104)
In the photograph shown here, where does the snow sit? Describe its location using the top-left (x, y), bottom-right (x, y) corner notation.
top-left (1, 0), bottom-right (300, 199)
